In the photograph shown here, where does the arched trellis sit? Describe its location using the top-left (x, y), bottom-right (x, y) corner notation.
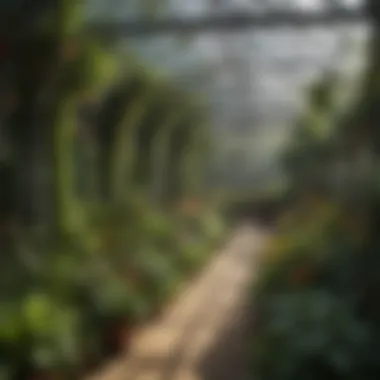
top-left (95, 73), bottom-right (149, 201)
top-left (148, 89), bottom-right (185, 204)
top-left (165, 108), bottom-right (210, 205)
top-left (0, 0), bottom-right (370, 238)
top-left (89, 65), bottom-right (208, 207)
top-left (129, 77), bottom-right (172, 195)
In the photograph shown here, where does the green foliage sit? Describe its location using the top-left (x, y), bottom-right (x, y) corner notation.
top-left (252, 213), bottom-right (380, 380)
top-left (253, 290), bottom-right (373, 380)
top-left (253, 29), bottom-right (380, 380)
top-left (282, 74), bottom-right (341, 194)
top-left (0, 0), bottom-right (220, 377)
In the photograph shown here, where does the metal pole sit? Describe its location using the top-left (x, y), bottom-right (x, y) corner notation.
top-left (88, 8), bottom-right (367, 37)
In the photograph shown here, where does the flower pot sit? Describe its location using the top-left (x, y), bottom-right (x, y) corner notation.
top-left (101, 317), bottom-right (134, 357)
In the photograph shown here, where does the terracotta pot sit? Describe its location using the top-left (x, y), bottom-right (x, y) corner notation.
top-left (102, 319), bottom-right (134, 357)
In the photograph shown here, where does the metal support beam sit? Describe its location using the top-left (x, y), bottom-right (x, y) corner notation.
top-left (88, 8), bottom-right (368, 37)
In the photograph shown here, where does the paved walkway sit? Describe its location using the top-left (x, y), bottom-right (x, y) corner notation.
top-left (87, 224), bottom-right (268, 380)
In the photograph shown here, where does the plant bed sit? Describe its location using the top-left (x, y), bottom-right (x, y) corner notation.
top-left (0, 200), bottom-right (222, 380)
top-left (250, 206), bottom-right (380, 380)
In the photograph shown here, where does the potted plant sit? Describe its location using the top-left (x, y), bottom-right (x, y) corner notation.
top-left (84, 274), bottom-right (148, 359)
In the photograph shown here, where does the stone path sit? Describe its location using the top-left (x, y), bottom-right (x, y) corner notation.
top-left (87, 224), bottom-right (268, 380)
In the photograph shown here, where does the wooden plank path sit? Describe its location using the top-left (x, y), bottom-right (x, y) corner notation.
top-left (87, 224), bottom-right (268, 380)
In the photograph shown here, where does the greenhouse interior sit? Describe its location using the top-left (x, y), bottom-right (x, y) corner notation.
top-left (1, 0), bottom-right (380, 379)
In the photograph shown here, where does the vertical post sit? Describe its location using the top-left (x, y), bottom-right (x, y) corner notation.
top-left (363, 0), bottom-right (380, 244)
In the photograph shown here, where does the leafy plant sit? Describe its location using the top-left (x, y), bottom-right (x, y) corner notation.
top-left (253, 290), bottom-right (375, 380)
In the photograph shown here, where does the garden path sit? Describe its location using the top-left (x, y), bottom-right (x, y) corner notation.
top-left (87, 224), bottom-right (268, 380)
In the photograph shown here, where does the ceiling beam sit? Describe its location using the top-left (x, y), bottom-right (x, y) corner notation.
top-left (88, 8), bottom-right (368, 38)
